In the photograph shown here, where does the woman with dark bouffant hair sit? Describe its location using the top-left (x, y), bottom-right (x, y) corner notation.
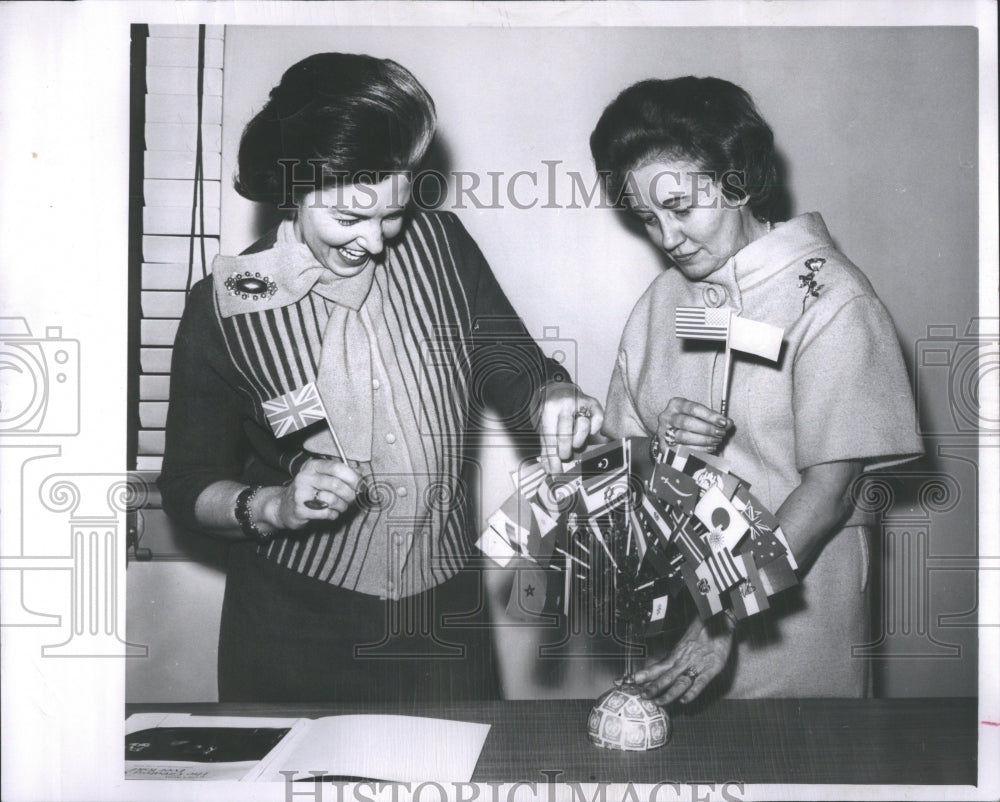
top-left (591, 76), bottom-right (921, 702)
top-left (159, 53), bottom-right (603, 703)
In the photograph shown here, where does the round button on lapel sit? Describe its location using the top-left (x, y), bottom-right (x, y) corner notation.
top-left (702, 284), bottom-right (727, 307)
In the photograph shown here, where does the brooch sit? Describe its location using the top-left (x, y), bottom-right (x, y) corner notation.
top-left (225, 271), bottom-right (278, 301)
top-left (798, 257), bottom-right (825, 309)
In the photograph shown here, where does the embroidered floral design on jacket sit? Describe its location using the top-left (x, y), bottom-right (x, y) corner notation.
top-left (798, 257), bottom-right (825, 310)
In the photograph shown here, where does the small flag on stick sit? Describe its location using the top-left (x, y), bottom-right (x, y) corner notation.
top-left (506, 558), bottom-right (565, 621)
top-left (694, 485), bottom-right (750, 553)
top-left (262, 381), bottom-right (348, 462)
top-left (675, 306), bottom-right (731, 341)
top-left (512, 461), bottom-right (547, 499)
top-left (721, 314), bottom-right (785, 417)
top-left (758, 553), bottom-right (798, 597)
top-left (704, 547), bottom-right (746, 590)
top-left (728, 554), bottom-right (771, 619)
top-left (682, 559), bottom-right (725, 618)
top-left (476, 525), bottom-right (518, 567)
top-left (729, 316), bottom-right (784, 362)
top-left (644, 594), bottom-right (671, 636)
top-left (263, 382), bottom-right (328, 438)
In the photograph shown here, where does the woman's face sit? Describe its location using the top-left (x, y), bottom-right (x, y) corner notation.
top-left (294, 175), bottom-right (412, 277)
top-left (626, 158), bottom-right (755, 282)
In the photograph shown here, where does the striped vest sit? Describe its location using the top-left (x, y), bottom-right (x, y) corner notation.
top-left (212, 212), bottom-right (483, 598)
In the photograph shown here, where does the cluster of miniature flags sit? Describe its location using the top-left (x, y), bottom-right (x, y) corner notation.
top-left (476, 436), bottom-right (799, 636)
top-left (476, 305), bottom-right (792, 635)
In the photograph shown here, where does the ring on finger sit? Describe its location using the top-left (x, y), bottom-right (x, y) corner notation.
top-left (681, 666), bottom-right (699, 682)
top-left (575, 406), bottom-right (592, 419)
top-left (663, 425), bottom-right (679, 449)
top-left (304, 489), bottom-right (328, 510)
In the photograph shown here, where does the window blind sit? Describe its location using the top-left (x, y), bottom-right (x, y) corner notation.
top-left (134, 24), bottom-right (224, 473)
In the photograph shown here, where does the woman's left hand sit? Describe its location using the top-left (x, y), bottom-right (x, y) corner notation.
top-left (634, 614), bottom-right (734, 705)
top-left (536, 382), bottom-right (605, 473)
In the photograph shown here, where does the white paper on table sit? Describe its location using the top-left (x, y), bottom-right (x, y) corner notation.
top-left (125, 712), bottom-right (178, 733)
top-left (258, 714), bottom-right (491, 783)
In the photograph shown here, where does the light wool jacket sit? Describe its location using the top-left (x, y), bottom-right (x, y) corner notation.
top-left (604, 212), bottom-right (922, 696)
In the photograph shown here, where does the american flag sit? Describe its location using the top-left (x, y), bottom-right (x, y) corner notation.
top-left (675, 306), bottom-right (731, 341)
top-left (262, 382), bottom-right (327, 438)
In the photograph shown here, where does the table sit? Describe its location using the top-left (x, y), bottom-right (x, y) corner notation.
top-left (126, 697), bottom-right (978, 785)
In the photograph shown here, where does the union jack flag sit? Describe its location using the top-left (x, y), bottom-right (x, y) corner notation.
top-left (262, 382), bottom-right (328, 438)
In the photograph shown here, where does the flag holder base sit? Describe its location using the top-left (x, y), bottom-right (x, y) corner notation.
top-left (586, 676), bottom-right (671, 751)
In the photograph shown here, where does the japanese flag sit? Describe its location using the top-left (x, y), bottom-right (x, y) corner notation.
top-left (694, 485), bottom-right (750, 553)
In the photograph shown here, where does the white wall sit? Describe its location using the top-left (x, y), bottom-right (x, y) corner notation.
top-left (214, 25), bottom-right (980, 698)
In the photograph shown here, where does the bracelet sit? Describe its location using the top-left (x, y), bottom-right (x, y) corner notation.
top-left (234, 485), bottom-right (272, 543)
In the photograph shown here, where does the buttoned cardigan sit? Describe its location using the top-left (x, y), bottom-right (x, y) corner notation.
top-left (159, 210), bottom-right (562, 599)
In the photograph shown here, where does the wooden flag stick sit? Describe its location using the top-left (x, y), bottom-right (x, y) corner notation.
top-left (718, 310), bottom-right (734, 430)
top-left (625, 621), bottom-right (635, 679)
top-left (719, 341), bottom-right (733, 419)
top-left (313, 389), bottom-right (349, 464)
top-left (304, 388), bottom-right (351, 509)
top-left (720, 309), bottom-right (735, 417)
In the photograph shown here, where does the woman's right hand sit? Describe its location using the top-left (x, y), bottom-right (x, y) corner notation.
top-left (657, 397), bottom-right (733, 452)
top-left (263, 458), bottom-right (362, 530)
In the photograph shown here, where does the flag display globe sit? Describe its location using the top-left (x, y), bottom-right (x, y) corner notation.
top-left (587, 682), bottom-right (670, 752)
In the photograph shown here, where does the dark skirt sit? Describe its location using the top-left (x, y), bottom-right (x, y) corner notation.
top-left (218, 544), bottom-right (501, 703)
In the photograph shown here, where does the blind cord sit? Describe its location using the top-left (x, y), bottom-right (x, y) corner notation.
top-left (186, 24), bottom-right (207, 295)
